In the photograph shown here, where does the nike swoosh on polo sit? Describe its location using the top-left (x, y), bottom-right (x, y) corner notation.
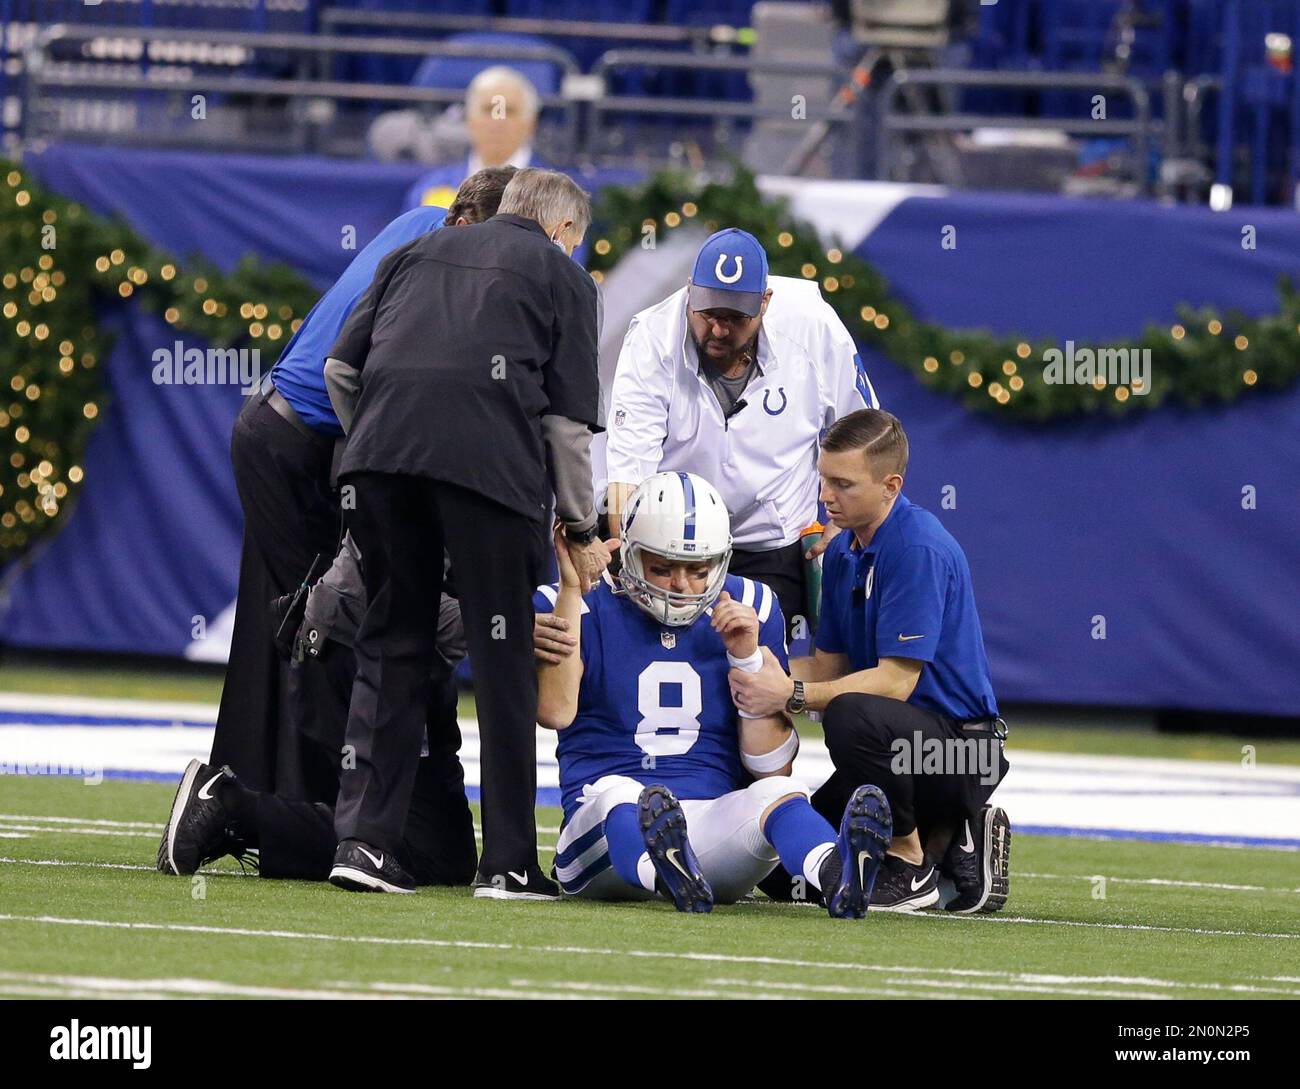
top-left (960, 823), bottom-right (975, 853)
top-left (897, 633), bottom-right (926, 642)
top-left (196, 772), bottom-right (224, 801)
top-left (910, 870), bottom-right (933, 892)
top-left (507, 870), bottom-right (529, 884)
top-left (358, 847), bottom-right (384, 869)
top-left (665, 849), bottom-right (692, 880)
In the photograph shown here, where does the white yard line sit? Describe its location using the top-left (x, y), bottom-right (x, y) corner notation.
top-left (706, 977), bottom-right (968, 1000)
top-left (0, 856), bottom-right (252, 875)
top-left (0, 971), bottom-right (408, 1000)
top-left (0, 822), bottom-right (157, 839)
top-left (0, 692), bottom-right (218, 721)
top-left (712, 976), bottom-right (1165, 999)
top-left (1018, 870), bottom-right (1300, 894)
top-left (909, 910), bottom-right (1300, 940)
top-left (0, 813), bottom-right (164, 829)
top-left (0, 970), bottom-right (607, 1001)
top-left (2, 913), bottom-right (1293, 993)
top-left (371, 979), bottom-right (778, 1000)
top-left (0, 983), bottom-right (182, 999)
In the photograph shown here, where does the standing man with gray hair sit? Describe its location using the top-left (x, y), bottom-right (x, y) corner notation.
top-left (323, 168), bottom-right (612, 899)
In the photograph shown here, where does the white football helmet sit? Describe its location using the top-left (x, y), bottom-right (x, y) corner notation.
top-left (618, 471), bottom-right (732, 627)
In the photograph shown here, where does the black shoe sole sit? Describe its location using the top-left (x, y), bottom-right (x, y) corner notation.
top-left (638, 785), bottom-right (713, 914)
top-left (471, 883), bottom-right (559, 901)
top-left (328, 864), bottom-right (416, 894)
top-left (948, 806), bottom-right (1011, 914)
top-left (827, 785), bottom-right (893, 919)
top-left (870, 880), bottom-right (942, 913)
top-left (157, 758), bottom-right (204, 876)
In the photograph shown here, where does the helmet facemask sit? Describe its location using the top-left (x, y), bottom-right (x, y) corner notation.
top-left (618, 545), bottom-right (730, 627)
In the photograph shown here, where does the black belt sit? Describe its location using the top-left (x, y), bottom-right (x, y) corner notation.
top-left (959, 716), bottom-right (1009, 740)
top-left (259, 380), bottom-right (329, 445)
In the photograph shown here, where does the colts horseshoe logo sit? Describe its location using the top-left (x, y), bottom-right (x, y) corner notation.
top-left (763, 388), bottom-right (788, 415)
top-left (714, 253), bottom-right (744, 284)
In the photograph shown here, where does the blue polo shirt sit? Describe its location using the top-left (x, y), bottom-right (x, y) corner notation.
top-left (816, 493), bottom-right (998, 722)
top-left (270, 205), bottom-right (449, 436)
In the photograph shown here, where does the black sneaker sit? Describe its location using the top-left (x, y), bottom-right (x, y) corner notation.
top-left (472, 865), bottom-right (559, 901)
top-left (157, 759), bottom-right (256, 876)
top-left (942, 806), bottom-right (1011, 913)
top-left (821, 784), bottom-right (893, 919)
top-left (330, 839), bottom-right (416, 894)
top-left (869, 854), bottom-right (941, 912)
top-left (638, 784), bottom-right (713, 913)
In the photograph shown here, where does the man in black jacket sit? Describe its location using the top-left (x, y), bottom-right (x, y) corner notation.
top-left (322, 168), bottom-right (611, 899)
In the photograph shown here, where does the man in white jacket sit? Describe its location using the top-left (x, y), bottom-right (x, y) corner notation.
top-left (605, 228), bottom-right (879, 636)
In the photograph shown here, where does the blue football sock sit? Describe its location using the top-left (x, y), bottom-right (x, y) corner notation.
top-left (763, 795), bottom-right (837, 890)
top-left (605, 803), bottom-right (653, 890)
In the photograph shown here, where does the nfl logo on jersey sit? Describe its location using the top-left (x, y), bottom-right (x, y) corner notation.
top-left (660, 630), bottom-right (677, 649)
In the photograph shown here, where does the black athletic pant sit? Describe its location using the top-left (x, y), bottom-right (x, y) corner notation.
top-left (760, 693), bottom-right (1008, 901)
top-left (728, 541), bottom-right (806, 639)
top-left (336, 472), bottom-right (545, 879)
top-left (210, 393), bottom-right (340, 795)
top-left (812, 693), bottom-right (1009, 839)
top-left (257, 653), bottom-right (476, 884)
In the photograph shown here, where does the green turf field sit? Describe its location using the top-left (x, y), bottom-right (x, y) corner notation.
top-left (1, 775), bottom-right (1296, 1000)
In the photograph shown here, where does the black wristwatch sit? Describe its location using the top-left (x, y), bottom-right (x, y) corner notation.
top-left (785, 679), bottom-right (806, 715)
top-left (564, 523), bottom-right (599, 546)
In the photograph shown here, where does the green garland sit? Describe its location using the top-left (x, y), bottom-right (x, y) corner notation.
top-left (587, 166), bottom-right (1300, 421)
top-left (4, 158), bottom-right (1297, 566)
top-left (0, 160), bottom-right (318, 566)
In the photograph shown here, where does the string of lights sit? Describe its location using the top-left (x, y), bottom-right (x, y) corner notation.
top-left (586, 166), bottom-right (1300, 422)
top-left (0, 162), bottom-right (318, 565)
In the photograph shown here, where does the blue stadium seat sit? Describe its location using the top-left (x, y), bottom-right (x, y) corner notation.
top-left (1214, 0), bottom-right (1300, 203)
top-left (411, 31), bottom-right (564, 97)
top-left (503, 0), bottom-right (655, 72)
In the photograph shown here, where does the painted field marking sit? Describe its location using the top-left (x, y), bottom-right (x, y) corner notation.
top-left (0, 856), bottom-right (253, 875)
top-left (2, 913), bottom-right (1295, 993)
top-left (0, 812), bottom-right (163, 829)
top-left (1019, 870), bottom-right (1300, 894)
top-left (0, 822), bottom-right (157, 839)
top-left (0, 971), bottom-right (590, 1001)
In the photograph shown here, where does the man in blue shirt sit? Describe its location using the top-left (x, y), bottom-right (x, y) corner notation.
top-left (729, 408), bottom-right (1011, 914)
top-left (210, 167), bottom-right (518, 798)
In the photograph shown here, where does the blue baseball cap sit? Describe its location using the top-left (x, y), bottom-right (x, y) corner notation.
top-left (688, 228), bottom-right (769, 317)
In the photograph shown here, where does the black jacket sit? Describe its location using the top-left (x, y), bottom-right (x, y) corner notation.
top-left (327, 213), bottom-right (601, 522)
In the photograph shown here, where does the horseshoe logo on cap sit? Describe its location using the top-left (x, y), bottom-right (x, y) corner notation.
top-left (763, 387), bottom-right (788, 415)
top-left (714, 253), bottom-right (744, 284)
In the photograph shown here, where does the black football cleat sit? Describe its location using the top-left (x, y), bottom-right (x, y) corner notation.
top-left (942, 805), bottom-right (1011, 913)
top-left (330, 839), bottom-right (416, 894)
top-left (471, 865), bottom-right (559, 901)
top-left (822, 784), bottom-right (893, 919)
top-left (638, 784), bottom-right (713, 913)
top-left (157, 759), bottom-right (256, 876)
top-left (870, 854), bottom-right (941, 912)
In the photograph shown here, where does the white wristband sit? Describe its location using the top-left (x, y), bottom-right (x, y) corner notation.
top-left (726, 647), bottom-right (764, 674)
top-left (740, 730), bottom-right (800, 774)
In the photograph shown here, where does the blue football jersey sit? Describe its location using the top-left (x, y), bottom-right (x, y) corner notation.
top-left (534, 574), bottom-right (789, 816)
